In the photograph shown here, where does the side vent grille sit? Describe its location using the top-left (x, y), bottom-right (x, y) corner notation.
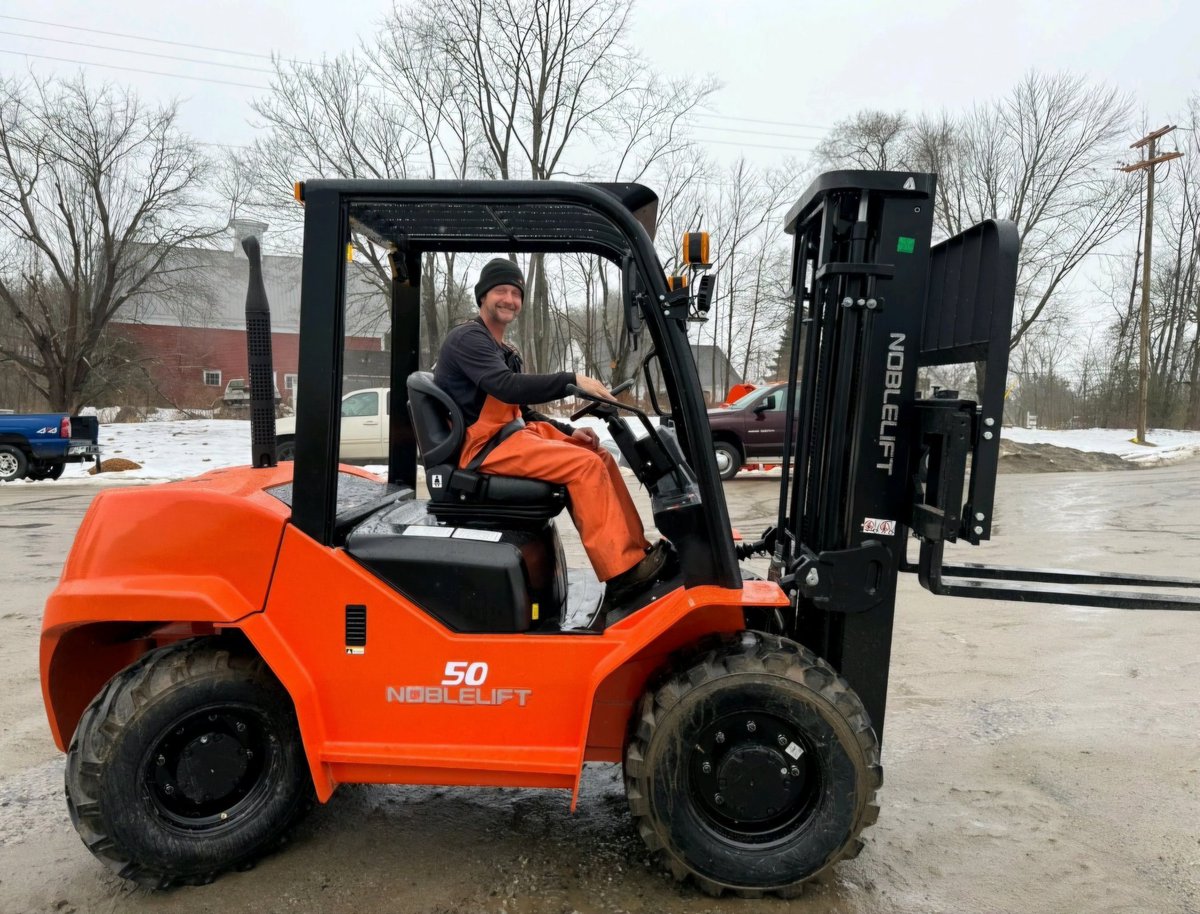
top-left (345, 604), bottom-right (367, 655)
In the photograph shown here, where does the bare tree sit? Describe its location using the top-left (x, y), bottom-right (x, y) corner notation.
top-left (0, 74), bottom-right (216, 411)
top-left (243, 1), bottom-right (713, 372)
top-left (816, 110), bottom-right (909, 171)
top-left (949, 73), bottom-right (1138, 347)
top-left (901, 112), bottom-right (962, 243)
top-left (247, 54), bottom-right (417, 289)
top-left (367, 18), bottom-right (486, 360)
top-left (686, 158), bottom-right (801, 397)
top-left (393, 0), bottom-right (715, 372)
top-left (821, 75), bottom-right (1138, 353)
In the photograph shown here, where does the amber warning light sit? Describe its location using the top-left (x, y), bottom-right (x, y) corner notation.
top-left (682, 231), bottom-right (710, 267)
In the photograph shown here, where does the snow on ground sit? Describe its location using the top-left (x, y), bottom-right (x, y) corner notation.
top-left (40, 420), bottom-right (262, 485)
top-left (1003, 426), bottom-right (1200, 466)
top-left (4, 419), bottom-right (1199, 487)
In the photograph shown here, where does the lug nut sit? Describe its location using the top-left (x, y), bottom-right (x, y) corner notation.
top-left (701, 761), bottom-right (712, 774)
top-left (236, 722), bottom-right (246, 732)
top-left (777, 735), bottom-right (787, 747)
top-left (715, 731), bottom-right (725, 744)
top-left (746, 721), bottom-right (757, 733)
top-left (713, 794), bottom-right (724, 806)
top-left (780, 767), bottom-right (788, 776)
top-left (163, 784), bottom-right (175, 795)
top-left (200, 735), bottom-right (209, 744)
top-left (156, 754), bottom-right (166, 766)
top-left (790, 766), bottom-right (800, 777)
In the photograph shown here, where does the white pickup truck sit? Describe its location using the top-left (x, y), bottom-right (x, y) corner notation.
top-left (275, 387), bottom-right (391, 463)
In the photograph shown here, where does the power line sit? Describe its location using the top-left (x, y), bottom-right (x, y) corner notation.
top-left (0, 48), bottom-right (270, 90)
top-left (694, 124), bottom-right (826, 142)
top-left (0, 28), bottom-right (277, 74)
top-left (4, 14), bottom-right (833, 138)
top-left (0, 14), bottom-right (284, 63)
top-left (694, 113), bottom-right (829, 131)
top-left (700, 137), bottom-right (815, 154)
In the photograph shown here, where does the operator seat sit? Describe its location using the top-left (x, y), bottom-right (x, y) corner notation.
top-left (406, 371), bottom-right (567, 523)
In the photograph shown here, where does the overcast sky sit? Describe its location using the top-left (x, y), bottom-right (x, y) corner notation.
top-left (2, 0), bottom-right (1196, 166)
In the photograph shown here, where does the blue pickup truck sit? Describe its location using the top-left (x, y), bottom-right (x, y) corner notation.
top-left (0, 412), bottom-right (101, 482)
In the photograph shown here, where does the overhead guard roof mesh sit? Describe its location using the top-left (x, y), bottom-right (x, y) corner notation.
top-left (349, 199), bottom-right (634, 258)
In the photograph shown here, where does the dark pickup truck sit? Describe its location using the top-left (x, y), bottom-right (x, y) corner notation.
top-left (0, 413), bottom-right (101, 482)
top-left (706, 383), bottom-right (789, 480)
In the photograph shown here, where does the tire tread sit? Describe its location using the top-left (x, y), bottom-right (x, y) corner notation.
top-left (623, 631), bottom-right (882, 898)
top-left (64, 637), bottom-right (312, 888)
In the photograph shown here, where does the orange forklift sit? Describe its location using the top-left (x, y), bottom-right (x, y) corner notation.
top-left (41, 173), bottom-right (1200, 896)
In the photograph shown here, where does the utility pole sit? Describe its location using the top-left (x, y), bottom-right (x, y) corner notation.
top-left (1121, 126), bottom-right (1183, 444)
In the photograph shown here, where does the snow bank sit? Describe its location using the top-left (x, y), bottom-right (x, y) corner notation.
top-left (1003, 427), bottom-right (1200, 467)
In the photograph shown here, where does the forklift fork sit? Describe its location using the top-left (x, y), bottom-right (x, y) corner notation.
top-left (904, 208), bottom-right (1200, 612)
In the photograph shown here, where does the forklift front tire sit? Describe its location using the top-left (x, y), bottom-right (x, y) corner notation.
top-left (276, 436), bottom-right (296, 461)
top-left (64, 638), bottom-right (313, 887)
top-left (625, 632), bottom-right (881, 898)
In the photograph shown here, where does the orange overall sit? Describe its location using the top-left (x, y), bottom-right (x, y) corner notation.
top-left (461, 395), bottom-right (649, 581)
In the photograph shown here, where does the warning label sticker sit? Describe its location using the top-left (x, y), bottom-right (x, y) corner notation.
top-left (861, 517), bottom-right (897, 536)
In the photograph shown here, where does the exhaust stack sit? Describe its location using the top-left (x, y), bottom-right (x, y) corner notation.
top-left (241, 236), bottom-right (277, 468)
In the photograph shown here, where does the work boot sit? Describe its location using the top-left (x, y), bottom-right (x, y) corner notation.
top-left (604, 540), bottom-right (670, 604)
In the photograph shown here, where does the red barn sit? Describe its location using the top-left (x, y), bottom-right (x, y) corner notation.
top-left (110, 221), bottom-right (386, 409)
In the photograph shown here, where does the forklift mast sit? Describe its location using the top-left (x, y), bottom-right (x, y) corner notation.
top-left (770, 171), bottom-right (1200, 738)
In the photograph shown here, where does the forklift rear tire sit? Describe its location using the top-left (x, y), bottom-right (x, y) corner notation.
top-left (624, 632), bottom-right (881, 898)
top-left (713, 441), bottom-right (741, 481)
top-left (64, 638), bottom-right (313, 887)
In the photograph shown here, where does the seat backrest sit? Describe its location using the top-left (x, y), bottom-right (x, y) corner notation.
top-left (406, 371), bottom-right (464, 467)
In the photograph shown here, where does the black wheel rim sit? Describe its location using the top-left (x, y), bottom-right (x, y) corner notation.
top-left (141, 702), bottom-right (280, 832)
top-left (687, 710), bottom-right (823, 844)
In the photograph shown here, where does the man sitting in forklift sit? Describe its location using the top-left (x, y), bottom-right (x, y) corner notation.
top-left (435, 258), bottom-right (668, 600)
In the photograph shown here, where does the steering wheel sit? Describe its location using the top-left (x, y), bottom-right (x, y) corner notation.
top-left (568, 378), bottom-right (635, 422)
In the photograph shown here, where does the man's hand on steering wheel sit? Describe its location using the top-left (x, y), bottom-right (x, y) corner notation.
top-left (573, 374), bottom-right (613, 401)
top-left (568, 376), bottom-right (635, 422)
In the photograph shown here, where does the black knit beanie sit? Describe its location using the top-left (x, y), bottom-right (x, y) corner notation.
top-left (474, 258), bottom-right (526, 306)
